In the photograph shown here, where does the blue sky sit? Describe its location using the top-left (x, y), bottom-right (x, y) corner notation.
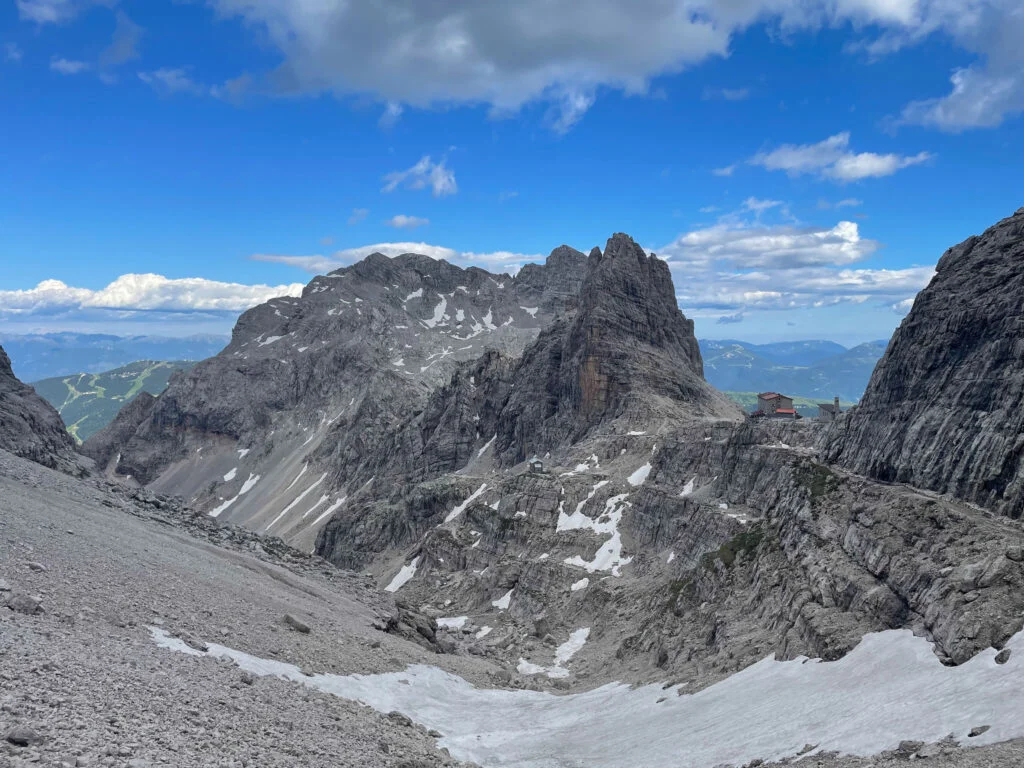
top-left (2, 0), bottom-right (1022, 345)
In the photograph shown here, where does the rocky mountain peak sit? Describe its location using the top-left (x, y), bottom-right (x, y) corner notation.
top-left (0, 344), bottom-right (80, 472)
top-left (823, 206), bottom-right (1024, 518)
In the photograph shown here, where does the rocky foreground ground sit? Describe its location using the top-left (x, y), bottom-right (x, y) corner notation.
top-left (2, 446), bottom-right (1024, 768)
top-left (0, 449), bottom-right (497, 767)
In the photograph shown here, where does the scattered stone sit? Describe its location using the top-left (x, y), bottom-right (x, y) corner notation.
top-left (6, 592), bottom-right (43, 615)
top-left (0, 577), bottom-right (11, 592)
top-left (897, 740), bottom-right (924, 755)
top-left (284, 613), bottom-right (311, 634)
top-left (1006, 546), bottom-right (1024, 562)
top-left (968, 725), bottom-right (991, 738)
top-left (25, 561), bottom-right (47, 572)
top-left (6, 725), bottom-right (44, 747)
top-left (995, 648), bottom-right (1012, 665)
top-left (387, 711), bottom-right (413, 727)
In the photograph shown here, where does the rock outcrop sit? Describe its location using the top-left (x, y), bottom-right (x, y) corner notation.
top-left (823, 207), bottom-right (1024, 519)
top-left (0, 344), bottom-right (78, 472)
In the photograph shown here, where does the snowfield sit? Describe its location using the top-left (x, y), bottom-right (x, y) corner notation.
top-left (152, 626), bottom-right (1024, 768)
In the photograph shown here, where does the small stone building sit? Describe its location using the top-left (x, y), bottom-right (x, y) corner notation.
top-left (756, 392), bottom-right (795, 416)
top-left (528, 456), bottom-right (545, 473)
top-left (818, 396), bottom-right (842, 422)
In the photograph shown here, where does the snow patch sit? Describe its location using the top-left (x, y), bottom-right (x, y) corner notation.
top-left (223, 467), bottom-right (237, 482)
top-left (520, 306), bottom-right (539, 317)
top-left (153, 627), bottom-right (1024, 768)
top-left (437, 616), bottom-right (468, 630)
top-left (491, 589), bottom-right (513, 611)
top-left (570, 578), bottom-right (589, 592)
top-left (385, 557), bottom-right (419, 593)
top-left (444, 483), bottom-right (489, 523)
top-left (627, 462), bottom-right (652, 486)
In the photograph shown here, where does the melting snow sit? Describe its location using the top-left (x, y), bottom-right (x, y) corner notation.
top-left (385, 557), bottom-right (419, 593)
top-left (208, 473), bottom-right (260, 518)
top-left (562, 494), bottom-right (632, 576)
top-left (667, 551), bottom-right (676, 564)
top-left (285, 463), bottom-right (308, 492)
top-left (265, 473), bottom-right (327, 531)
top-left (518, 628), bottom-right (591, 679)
top-left (570, 578), bottom-right (589, 592)
top-left (444, 484), bottom-right (489, 523)
top-left (627, 463), bottom-right (652, 486)
top-left (437, 616), bottom-right (468, 630)
top-left (153, 627), bottom-right (1024, 768)
top-left (223, 467), bottom-right (237, 482)
top-left (680, 478), bottom-right (696, 497)
top-left (258, 335), bottom-right (284, 347)
top-left (404, 288), bottom-right (423, 303)
top-left (311, 497), bottom-right (346, 527)
top-left (477, 435), bottom-right (496, 458)
top-left (237, 448), bottom-right (250, 459)
top-left (422, 294), bottom-right (448, 328)
top-left (520, 306), bottom-right (539, 318)
top-left (475, 626), bottom-right (493, 639)
top-left (492, 589), bottom-right (513, 611)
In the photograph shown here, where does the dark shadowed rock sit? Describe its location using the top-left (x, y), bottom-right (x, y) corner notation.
top-left (82, 390), bottom-right (158, 473)
top-left (822, 207), bottom-right (1024, 519)
top-left (0, 344), bottom-right (79, 472)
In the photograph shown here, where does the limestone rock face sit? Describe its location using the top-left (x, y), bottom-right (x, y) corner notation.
top-left (822, 207), bottom-right (1024, 518)
top-left (81, 391), bottom-right (158, 474)
top-left (0, 344), bottom-right (78, 472)
top-left (93, 246), bottom-right (587, 538)
top-left (493, 233), bottom-right (739, 462)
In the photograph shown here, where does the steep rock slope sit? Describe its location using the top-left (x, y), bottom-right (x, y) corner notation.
top-left (0, 344), bottom-right (79, 472)
top-left (88, 247), bottom-right (587, 543)
top-left (493, 234), bottom-right (737, 462)
top-left (315, 233), bottom-right (741, 568)
top-left (823, 207), bottom-right (1024, 518)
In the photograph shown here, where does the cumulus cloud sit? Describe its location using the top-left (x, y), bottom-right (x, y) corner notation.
top-left (657, 204), bottom-right (933, 322)
top-left (253, 242), bottom-right (545, 275)
top-left (16, 0), bottom-right (110, 24)
top-left (50, 57), bottom-right (90, 74)
top-left (750, 132), bottom-right (933, 182)
top-left (716, 312), bottom-right (745, 324)
top-left (382, 156), bottom-right (457, 197)
top-left (385, 214), bottom-right (430, 229)
top-left (208, 0), bottom-right (1005, 131)
top-left (0, 274), bottom-right (304, 316)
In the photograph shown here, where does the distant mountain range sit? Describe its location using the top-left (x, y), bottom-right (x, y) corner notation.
top-left (0, 333), bottom-right (227, 382)
top-left (698, 338), bottom-right (888, 405)
top-left (32, 360), bottom-right (195, 444)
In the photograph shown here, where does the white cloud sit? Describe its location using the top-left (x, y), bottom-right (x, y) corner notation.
top-left (900, 65), bottom-right (1024, 131)
top-left (208, 0), bottom-right (1000, 132)
top-left (386, 214), bottom-right (430, 229)
top-left (742, 197), bottom-right (785, 215)
top-left (712, 164), bottom-right (736, 177)
top-left (16, 0), bottom-right (110, 24)
top-left (347, 208), bottom-right (369, 225)
top-left (750, 132), bottom-right (933, 182)
top-left (50, 57), bottom-right (89, 74)
top-left (703, 86), bottom-right (750, 101)
top-left (382, 156), bottom-right (457, 197)
top-left (100, 11), bottom-right (141, 68)
top-left (379, 101), bottom-right (403, 128)
top-left (0, 275), bottom-right (303, 315)
top-left (138, 67), bottom-right (204, 95)
top-left (252, 242), bottom-right (544, 275)
top-left (664, 220), bottom-right (878, 271)
top-left (4, 43), bottom-right (23, 62)
top-left (657, 204), bottom-right (933, 320)
top-left (819, 198), bottom-right (864, 209)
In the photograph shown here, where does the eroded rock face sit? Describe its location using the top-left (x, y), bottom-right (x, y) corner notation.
top-left (822, 207), bottom-right (1024, 519)
top-left (0, 344), bottom-right (78, 472)
top-left (492, 234), bottom-right (739, 463)
top-left (82, 390), bottom-right (158, 474)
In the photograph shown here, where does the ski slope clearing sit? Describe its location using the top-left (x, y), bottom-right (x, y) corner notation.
top-left (153, 626), bottom-right (1024, 768)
